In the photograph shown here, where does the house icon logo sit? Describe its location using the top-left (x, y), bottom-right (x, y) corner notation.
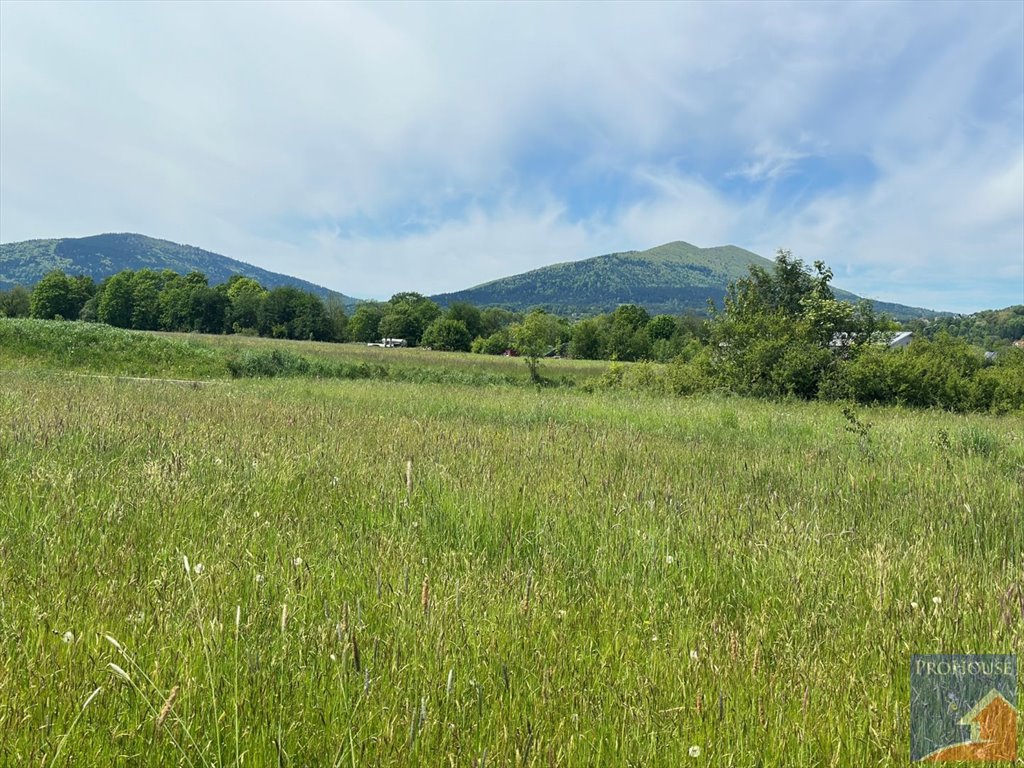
top-left (911, 654), bottom-right (1017, 762)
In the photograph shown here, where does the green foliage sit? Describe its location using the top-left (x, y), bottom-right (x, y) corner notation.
top-left (907, 304), bottom-right (1024, 349)
top-left (831, 334), bottom-right (1016, 412)
top-left (28, 270), bottom-right (93, 320)
top-left (97, 271), bottom-right (135, 327)
top-left (0, 285), bottom-right (31, 317)
top-left (471, 329), bottom-right (513, 355)
top-left (379, 292), bottom-right (441, 346)
top-left (569, 317), bottom-right (604, 359)
top-left (709, 250), bottom-right (884, 399)
top-left (511, 310), bottom-right (570, 382)
top-left (347, 302), bottom-right (385, 343)
top-left (421, 317), bottom-right (472, 352)
top-left (258, 287), bottom-right (332, 341)
top-left (444, 301), bottom-right (484, 340)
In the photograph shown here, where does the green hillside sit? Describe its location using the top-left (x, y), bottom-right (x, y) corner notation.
top-left (0, 233), bottom-right (358, 306)
top-left (433, 240), bottom-right (942, 320)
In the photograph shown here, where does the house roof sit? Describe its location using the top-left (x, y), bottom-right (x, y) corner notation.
top-left (958, 688), bottom-right (1017, 725)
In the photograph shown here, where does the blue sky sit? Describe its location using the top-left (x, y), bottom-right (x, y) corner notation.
top-left (1, 1), bottom-right (1022, 312)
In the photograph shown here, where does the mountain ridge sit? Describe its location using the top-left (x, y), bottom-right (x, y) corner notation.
top-left (432, 240), bottom-right (944, 320)
top-left (0, 232), bottom-right (358, 306)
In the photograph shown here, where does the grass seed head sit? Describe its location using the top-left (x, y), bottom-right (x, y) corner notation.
top-left (156, 685), bottom-right (180, 729)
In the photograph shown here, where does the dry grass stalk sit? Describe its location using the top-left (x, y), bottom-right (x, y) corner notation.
top-left (156, 685), bottom-right (179, 730)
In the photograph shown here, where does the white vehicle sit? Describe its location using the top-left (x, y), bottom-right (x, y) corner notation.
top-left (367, 338), bottom-right (408, 348)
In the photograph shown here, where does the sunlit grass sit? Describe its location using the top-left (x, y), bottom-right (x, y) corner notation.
top-left (1, 344), bottom-right (1022, 765)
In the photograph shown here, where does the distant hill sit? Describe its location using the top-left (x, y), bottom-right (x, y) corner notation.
top-left (0, 233), bottom-right (358, 307)
top-left (432, 240), bottom-right (944, 320)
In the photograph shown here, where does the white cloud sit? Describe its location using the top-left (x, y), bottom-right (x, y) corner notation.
top-left (1, 1), bottom-right (1021, 312)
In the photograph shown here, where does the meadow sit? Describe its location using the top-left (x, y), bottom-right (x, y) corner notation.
top-left (1, 319), bottom-right (1022, 766)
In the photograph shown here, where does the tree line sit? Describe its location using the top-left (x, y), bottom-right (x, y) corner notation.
top-left (2, 255), bottom-right (1021, 412)
top-left (2, 269), bottom-right (347, 341)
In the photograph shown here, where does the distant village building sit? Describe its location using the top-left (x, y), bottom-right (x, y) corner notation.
top-left (829, 330), bottom-right (913, 350)
top-left (887, 331), bottom-right (913, 349)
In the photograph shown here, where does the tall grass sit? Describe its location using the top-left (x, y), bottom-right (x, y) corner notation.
top-left (1, 346), bottom-right (1021, 765)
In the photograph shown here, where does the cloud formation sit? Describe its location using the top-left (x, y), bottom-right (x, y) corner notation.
top-left (1, 1), bottom-right (1021, 311)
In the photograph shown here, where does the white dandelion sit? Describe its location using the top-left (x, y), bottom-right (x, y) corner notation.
top-left (61, 631), bottom-right (75, 644)
top-left (689, 745), bottom-right (701, 758)
top-left (193, 563), bottom-right (205, 575)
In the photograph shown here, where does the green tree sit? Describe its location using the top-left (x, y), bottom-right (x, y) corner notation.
top-left (0, 286), bottom-right (31, 318)
top-left (29, 270), bottom-right (85, 320)
top-left (130, 269), bottom-right (167, 330)
top-left (709, 250), bottom-right (875, 398)
top-left (224, 276), bottom-right (267, 333)
top-left (348, 303), bottom-right (385, 342)
top-left (324, 297), bottom-right (348, 342)
top-left (607, 304), bottom-right (652, 361)
top-left (512, 310), bottom-right (569, 382)
top-left (480, 307), bottom-right (520, 336)
top-left (421, 317), bottom-right (472, 351)
top-left (444, 302), bottom-right (484, 340)
top-left (471, 329), bottom-right (514, 355)
top-left (97, 272), bottom-right (135, 328)
top-left (569, 318), bottom-right (605, 359)
top-left (189, 286), bottom-right (229, 334)
top-left (379, 292), bottom-right (441, 346)
top-left (647, 314), bottom-right (678, 342)
top-left (96, 274), bottom-right (135, 327)
top-left (257, 287), bottom-right (331, 340)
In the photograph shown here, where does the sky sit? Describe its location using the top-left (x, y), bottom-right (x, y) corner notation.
top-left (1, 1), bottom-right (1022, 313)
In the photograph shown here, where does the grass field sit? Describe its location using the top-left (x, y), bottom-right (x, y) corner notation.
top-left (1, 320), bottom-right (1022, 766)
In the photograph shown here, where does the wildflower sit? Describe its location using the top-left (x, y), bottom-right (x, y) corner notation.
top-left (689, 745), bottom-right (701, 757)
top-left (932, 596), bottom-right (942, 606)
top-left (255, 573), bottom-right (265, 584)
top-left (193, 563), bottom-right (204, 575)
top-left (911, 601), bottom-right (919, 610)
top-left (293, 557), bottom-right (303, 567)
top-left (665, 555), bottom-right (675, 565)
top-left (61, 631), bottom-right (75, 643)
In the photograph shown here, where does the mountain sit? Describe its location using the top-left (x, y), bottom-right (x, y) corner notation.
top-left (0, 233), bottom-right (358, 306)
top-left (432, 240), bottom-right (943, 320)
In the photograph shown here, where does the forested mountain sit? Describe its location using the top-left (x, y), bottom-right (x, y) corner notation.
top-left (433, 240), bottom-right (942, 320)
top-left (0, 233), bottom-right (358, 307)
